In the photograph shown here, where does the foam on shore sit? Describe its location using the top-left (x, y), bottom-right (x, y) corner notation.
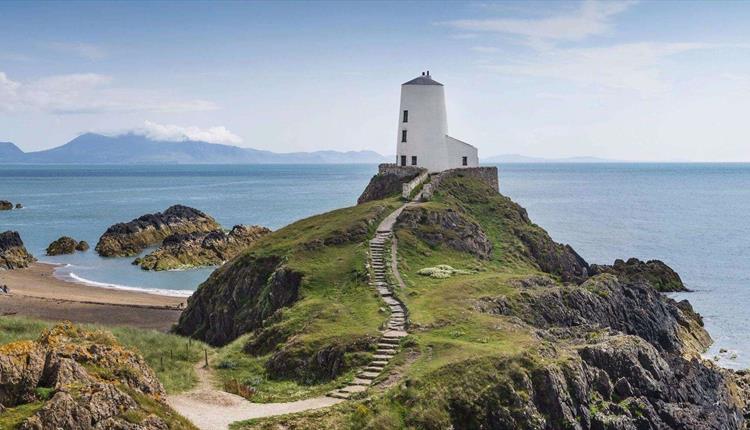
top-left (56, 271), bottom-right (193, 298)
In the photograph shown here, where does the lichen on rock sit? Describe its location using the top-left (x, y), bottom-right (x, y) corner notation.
top-left (134, 225), bottom-right (271, 271)
top-left (45, 236), bottom-right (79, 256)
top-left (0, 322), bottom-right (174, 430)
top-left (0, 230), bottom-right (36, 269)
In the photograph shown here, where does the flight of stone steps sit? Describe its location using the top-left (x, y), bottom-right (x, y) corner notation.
top-left (327, 230), bottom-right (408, 399)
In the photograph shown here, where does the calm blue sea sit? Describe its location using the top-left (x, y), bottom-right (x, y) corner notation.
top-left (0, 163), bottom-right (748, 368)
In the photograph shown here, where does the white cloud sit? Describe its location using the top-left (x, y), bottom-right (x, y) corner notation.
top-left (442, 0), bottom-right (636, 48)
top-left (0, 71), bottom-right (218, 114)
top-left (132, 121), bottom-right (242, 144)
top-left (46, 42), bottom-right (107, 60)
top-left (488, 42), bottom-right (712, 94)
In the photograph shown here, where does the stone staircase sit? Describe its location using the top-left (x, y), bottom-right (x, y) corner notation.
top-left (327, 229), bottom-right (408, 399)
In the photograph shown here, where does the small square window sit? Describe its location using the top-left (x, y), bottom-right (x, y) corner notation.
top-left (403, 110), bottom-right (408, 123)
top-left (462, 156), bottom-right (468, 166)
top-left (401, 130), bottom-right (407, 143)
top-left (411, 156), bottom-right (417, 166)
top-left (400, 155), bottom-right (407, 166)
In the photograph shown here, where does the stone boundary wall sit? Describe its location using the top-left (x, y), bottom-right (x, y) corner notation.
top-left (402, 171), bottom-right (429, 199)
top-left (378, 163), bottom-right (425, 179)
top-left (422, 167), bottom-right (499, 200)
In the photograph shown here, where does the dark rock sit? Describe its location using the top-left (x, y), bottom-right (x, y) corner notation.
top-left (357, 164), bottom-right (423, 204)
top-left (485, 274), bottom-right (711, 355)
top-left (396, 205), bottom-right (493, 259)
top-left (46, 236), bottom-right (78, 256)
top-left (95, 205), bottom-right (220, 257)
top-left (175, 255), bottom-right (302, 346)
top-left (15, 203), bottom-right (22, 209)
top-left (0, 200), bottom-right (12, 210)
top-left (265, 337), bottom-right (373, 383)
top-left (0, 230), bottom-right (36, 269)
top-left (590, 258), bottom-right (687, 292)
top-left (136, 224), bottom-right (271, 270)
top-left (75, 240), bottom-right (90, 252)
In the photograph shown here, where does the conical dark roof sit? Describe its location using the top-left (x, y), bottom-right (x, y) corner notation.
top-left (403, 73), bottom-right (443, 86)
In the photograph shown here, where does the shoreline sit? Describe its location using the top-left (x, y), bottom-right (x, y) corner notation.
top-left (0, 262), bottom-right (188, 331)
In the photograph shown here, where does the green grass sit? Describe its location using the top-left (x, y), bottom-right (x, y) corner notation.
top-left (0, 316), bottom-right (208, 394)
top-left (232, 172), bottom-right (567, 429)
top-left (0, 401), bottom-right (45, 429)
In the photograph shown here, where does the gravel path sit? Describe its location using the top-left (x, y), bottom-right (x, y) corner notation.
top-left (167, 361), bottom-right (343, 430)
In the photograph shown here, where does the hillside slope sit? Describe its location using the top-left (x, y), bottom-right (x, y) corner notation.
top-left (175, 171), bottom-right (745, 429)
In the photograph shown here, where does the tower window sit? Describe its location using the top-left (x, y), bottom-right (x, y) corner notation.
top-left (411, 156), bottom-right (417, 166)
top-left (400, 155), bottom-right (407, 166)
top-left (462, 156), bottom-right (468, 166)
top-left (401, 130), bottom-right (407, 143)
top-left (403, 110), bottom-right (408, 123)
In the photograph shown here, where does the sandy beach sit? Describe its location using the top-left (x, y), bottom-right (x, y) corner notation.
top-left (0, 262), bottom-right (188, 331)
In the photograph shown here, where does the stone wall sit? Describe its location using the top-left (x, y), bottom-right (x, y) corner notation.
top-left (377, 163), bottom-right (425, 179)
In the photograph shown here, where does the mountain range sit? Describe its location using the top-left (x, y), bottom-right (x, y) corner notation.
top-left (0, 133), bottom-right (391, 164)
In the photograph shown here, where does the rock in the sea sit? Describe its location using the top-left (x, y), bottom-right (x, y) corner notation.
top-left (95, 204), bottom-right (220, 257)
top-left (0, 230), bottom-right (36, 269)
top-left (14, 203), bottom-right (22, 209)
top-left (45, 236), bottom-right (79, 256)
top-left (135, 224), bottom-right (271, 271)
top-left (0, 200), bottom-right (12, 210)
top-left (0, 322), bottom-right (170, 429)
top-left (590, 257), bottom-right (686, 292)
top-left (75, 240), bottom-right (90, 252)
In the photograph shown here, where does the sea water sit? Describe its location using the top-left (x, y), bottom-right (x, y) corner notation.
top-left (0, 163), bottom-right (748, 368)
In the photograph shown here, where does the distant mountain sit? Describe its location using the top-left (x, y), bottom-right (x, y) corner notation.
top-left (485, 153), bottom-right (621, 163)
top-left (0, 142), bottom-right (25, 162)
top-left (0, 133), bottom-right (390, 164)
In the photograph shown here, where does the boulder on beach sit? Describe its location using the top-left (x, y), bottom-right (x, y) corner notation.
top-left (135, 224), bottom-right (271, 270)
top-left (0, 230), bottom-right (36, 269)
top-left (75, 240), bottom-right (90, 252)
top-left (46, 236), bottom-right (79, 256)
top-left (0, 200), bottom-right (12, 211)
top-left (95, 204), bottom-right (220, 257)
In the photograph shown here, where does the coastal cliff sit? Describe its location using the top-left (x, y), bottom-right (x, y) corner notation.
top-left (95, 205), bottom-right (220, 257)
top-left (134, 225), bottom-right (271, 271)
top-left (0, 231), bottom-right (36, 269)
top-left (181, 170), bottom-right (747, 430)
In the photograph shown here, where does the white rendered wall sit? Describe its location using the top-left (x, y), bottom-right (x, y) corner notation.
top-left (445, 136), bottom-right (478, 168)
top-left (396, 84), bottom-right (448, 172)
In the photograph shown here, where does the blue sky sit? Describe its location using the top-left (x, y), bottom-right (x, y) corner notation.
top-left (2, 1), bottom-right (750, 161)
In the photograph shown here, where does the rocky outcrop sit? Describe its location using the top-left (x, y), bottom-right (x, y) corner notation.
top-left (479, 274), bottom-right (710, 355)
top-left (0, 200), bottom-right (12, 210)
top-left (0, 230), bottom-right (36, 269)
top-left (422, 333), bottom-right (744, 430)
top-left (75, 240), bottom-right (90, 252)
top-left (0, 323), bottom-right (171, 430)
top-left (175, 255), bottom-right (302, 346)
top-left (357, 164), bottom-right (423, 204)
top-left (46, 236), bottom-right (79, 256)
top-left (590, 258), bottom-right (686, 292)
top-left (265, 337), bottom-right (374, 383)
top-left (134, 224), bottom-right (271, 271)
top-left (396, 206), bottom-right (493, 259)
top-left (95, 205), bottom-right (220, 257)
top-left (14, 203), bottom-right (22, 209)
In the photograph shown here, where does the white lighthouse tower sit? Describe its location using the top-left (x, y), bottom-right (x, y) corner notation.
top-left (396, 71), bottom-right (478, 172)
